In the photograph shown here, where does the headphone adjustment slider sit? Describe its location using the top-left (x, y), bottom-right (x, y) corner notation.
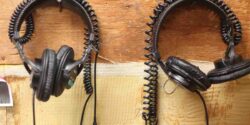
top-left (152, 52), bottom-right (161, 62)
top-left (57, 0), bottom-right (63, 12)
top-left (88, 33), bottom-right (99, 52)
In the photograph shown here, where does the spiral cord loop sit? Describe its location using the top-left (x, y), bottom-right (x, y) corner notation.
top-left (143, 2), bottom-right (170, 124)
top-left (212, 0), bottom-right (242, 45)
top-left (9, 0), bottom-right (34, 44)
top-left (83, 28), bottom-right (94, 95)
top-left (78, 0), bottom-right (100, 49)
top-left (76, 1), bottom-right (100, 125)
top-left (79, 0), bottom-right (100, 96)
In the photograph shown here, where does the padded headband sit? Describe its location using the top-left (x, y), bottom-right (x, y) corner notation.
top-left (11, 0), bottom-right (96, 41)
top-left (150, 0), bottom-right (241, 74)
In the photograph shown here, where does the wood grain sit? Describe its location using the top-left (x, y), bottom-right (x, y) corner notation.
top-left (1, 0), bottom-right (250, 125)
top-left (0, 0), bottom-right (249, 64)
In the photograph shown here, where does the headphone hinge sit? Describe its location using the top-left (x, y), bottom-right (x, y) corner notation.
top-left (152, 51), bottom-right (161, 62)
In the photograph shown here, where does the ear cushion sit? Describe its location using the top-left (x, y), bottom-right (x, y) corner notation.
top-left (36, 49), bottom-right (56, 102)
top-left (30, 59), bottom-right (42, 90)
top-left (166, 56), bottom-right (211, 91)
top-left (54, 45), bottom-right (74, 97)
top-left (208, 59), bottom-right (250, 83)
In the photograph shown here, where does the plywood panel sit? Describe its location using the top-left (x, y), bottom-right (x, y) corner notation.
top-left (0, 0), bottom-right (250, 64)
top-left (2, 64), bottom-right (145, 125)
top-left (1, 63), bottom-right (250, 125)
top-left (0, 108), bottom-right (6, 125)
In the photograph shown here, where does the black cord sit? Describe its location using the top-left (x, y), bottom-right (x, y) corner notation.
top-left (93, 52), bottom-right (98, 125)
top-left (32, 90), bottom-right (36, 125)
top-left (80, 94), bottom-right (92, 125)
top-left (80, 52), bottom-right (98, 125)
top-left (195, 91), bottom-right (209, 125)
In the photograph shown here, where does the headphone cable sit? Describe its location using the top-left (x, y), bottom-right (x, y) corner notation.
top-left (195, 91), bottom-right (209, 125)
top-left (32, 90), bottom-right (36, 125)
top-left (80, 93), bottom-right (92, 125)
top-left (93, 52), bottom-right (98, 125)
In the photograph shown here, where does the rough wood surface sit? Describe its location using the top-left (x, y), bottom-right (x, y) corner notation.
top-left (0, 0), bottom-right (249, 64)
top-left (0, 63), bottom-right (250, 125)
top-left (1, 0), bottom-right (250, 125)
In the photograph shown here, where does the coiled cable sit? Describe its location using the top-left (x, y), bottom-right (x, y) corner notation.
top-left (83, 29), bottom-right (93, 95)
top-left (8, 0), bottom-right (34, 44)
top-left (213, 0), bottom-right (242, 45)
top-left (78, 1), bottom-right (100, 125)
top-left (143, 2), bottom-right (168, 124)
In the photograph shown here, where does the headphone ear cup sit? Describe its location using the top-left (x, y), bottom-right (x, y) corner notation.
top-left (54, 45), bottom-right (74, 96)
top-left (166, 56), bottom-right (211, 91)
top-left (30, 58), bottom-right (42, 90)
top-left (36, 49), bottom-right (57, 102)
top-left (208, 58), bottom-right (250, 83)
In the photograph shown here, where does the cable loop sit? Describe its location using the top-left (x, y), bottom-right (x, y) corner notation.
top-left (162, 79), bottom-right (179, 95)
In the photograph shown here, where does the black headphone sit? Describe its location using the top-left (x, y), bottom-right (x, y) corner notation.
top-left (152, 0), bottom-right (247, 92)
top-left (143, 0), bottom-right (245, 125)
top-left (8, 0), bottom-right (99, 102)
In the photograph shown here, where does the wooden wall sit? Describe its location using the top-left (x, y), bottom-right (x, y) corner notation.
top-left (0, 0), bottom-right (250, 125)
